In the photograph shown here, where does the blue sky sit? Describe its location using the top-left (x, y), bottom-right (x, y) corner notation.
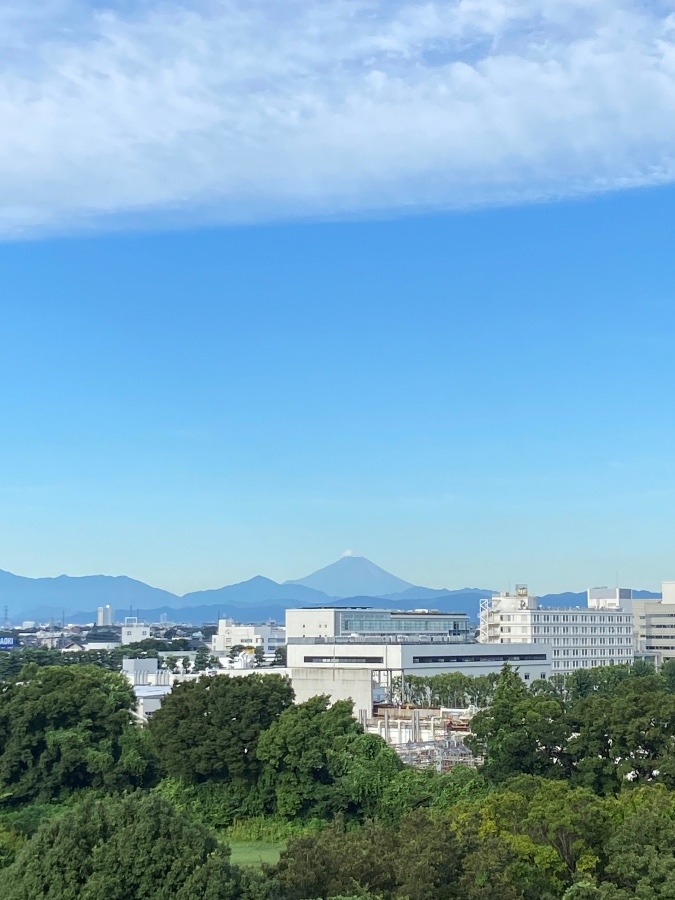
top-left (1, 1), bottom-right (674, 593)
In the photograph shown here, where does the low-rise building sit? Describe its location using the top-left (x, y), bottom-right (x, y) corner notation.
top-left (84, 627), bottom-right (121, 651)
top-left (286, 636), bottom-right (552, 718)
top-left (479, 584), bottom-right (634, 675)
top-left (121, 618), bottom-right (151, 645)
top-left (211, 618), bottom-right (285, 657)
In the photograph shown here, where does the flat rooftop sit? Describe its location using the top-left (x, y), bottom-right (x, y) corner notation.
top-left (298, 607), bottom-right (467, 615)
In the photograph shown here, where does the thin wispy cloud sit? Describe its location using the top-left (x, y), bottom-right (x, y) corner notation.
top-left (1, 0), bottom-right (674, 236)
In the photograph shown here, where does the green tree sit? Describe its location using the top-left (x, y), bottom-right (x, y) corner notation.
top-left (253, 647), bottom-right (265, 667)
top-left (660, 658), bottom-right (675, 693)
top-left (568, 676), bottom-right (675, 793)
top-left (149, 673), bottom-right (293, 784)
top-left (0, 665), bottom-right (153, 805)
top-left (276, 811), bottom-right (463, 900)
top-left (376, 766), bottom-right (448, 824)
top-left (272, 646), bottom-right (287, 667)
top-left (329, 731), bottom-right (404, 818)
top-left (596, 785), bottom-right (675, 898)
top-left (467, 666), bottom-right (570, 783)
top-left (0, 793), bottom-right (241, 900)
top-left (257, 696), bottom-right (363, 819)
top-left (194, 646), bottom-right (211, 672)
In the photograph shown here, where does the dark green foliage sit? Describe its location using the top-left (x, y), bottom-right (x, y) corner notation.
top-left (276, 811), bottom-right (463, 900)
top-left (468, 665), bottom-right (675, 794)
top-left (0, 642), bottom-right (191, 681)
top-left (660, 658), bottom-right (675, 692)
top-left (194, 645), bottom-right (211, 671)
top-left (0, 792), bottom-right (241, 900)
top-left (0, 665), bottom-right (154, 805)
top-left (467, 666), bottom-right (571, 782)
top-left (257, 696), bottom-right (400, 819)
top-left (567, 676), bottom-right (675, 793)
top-left (149, 673), bottom-right (294, 784)
top-left (328, 731), bottom-right (404, 818)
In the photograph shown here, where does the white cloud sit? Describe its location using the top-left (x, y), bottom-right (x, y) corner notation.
top-left (0, 0), bottom-right (674, 236)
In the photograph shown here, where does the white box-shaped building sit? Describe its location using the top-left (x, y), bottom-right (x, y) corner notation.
top-left (287, 638), bottom-right (551, 681)
top-left (211, 618), bottom-right (285, 656)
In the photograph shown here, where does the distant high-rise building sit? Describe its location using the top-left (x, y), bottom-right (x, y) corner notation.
top-left (97, 605), bottom-right (114, 627)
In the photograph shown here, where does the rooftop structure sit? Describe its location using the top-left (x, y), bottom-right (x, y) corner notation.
top-left (285, 606), bottom-right (472, 642)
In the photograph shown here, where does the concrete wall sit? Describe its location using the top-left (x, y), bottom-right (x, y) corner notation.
top-left (285, 608), bottom-right (337, 640)
top-left (290, 666), bottom-right (374, 719)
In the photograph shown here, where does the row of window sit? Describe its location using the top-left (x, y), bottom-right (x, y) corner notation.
top-left (411, 653), bottom-right (548, 664)
top-left (498, 614), bottom-right (630, 624)
top-left (501, 626), bottom-right (632, 636)
top-left (552, 648), bottom-right (630, 657)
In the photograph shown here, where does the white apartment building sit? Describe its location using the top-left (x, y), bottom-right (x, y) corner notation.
top-left (211, 618), bottom-right (285, 657)
top-left (479, 585), bottom-right (634, 675)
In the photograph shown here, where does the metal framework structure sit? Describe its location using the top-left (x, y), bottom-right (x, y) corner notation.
top-left (479, 596), bottom-right (492, 644)
top-left (394, 736), bottom-right (482, 772)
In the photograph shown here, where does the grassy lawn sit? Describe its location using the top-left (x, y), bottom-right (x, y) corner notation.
top-left (228, 840), bottom-right (285, 868)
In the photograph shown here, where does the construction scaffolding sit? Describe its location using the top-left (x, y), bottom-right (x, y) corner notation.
top-left (394, 736), bottom-right (482, 772)
top-left (361, 705), bottom-right (482, 770)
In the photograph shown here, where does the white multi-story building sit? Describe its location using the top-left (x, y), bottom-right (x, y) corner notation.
top-left (211, 618), bottom-right (285, 657)
top-left (121, 617), bottom-right (151, 645)
top-left (629, 581), bottom-right (675, 663)
top-left (479, 585), bottom-right (634, 675)
top-left (285, 605), bottom-right (551, 717)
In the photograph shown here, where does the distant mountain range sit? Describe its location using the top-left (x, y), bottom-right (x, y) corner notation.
top-left (0, 557), bottom-right (661, 626)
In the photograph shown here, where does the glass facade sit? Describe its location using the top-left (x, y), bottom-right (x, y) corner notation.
top-left (338, 610), bottom-right (470, 639)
